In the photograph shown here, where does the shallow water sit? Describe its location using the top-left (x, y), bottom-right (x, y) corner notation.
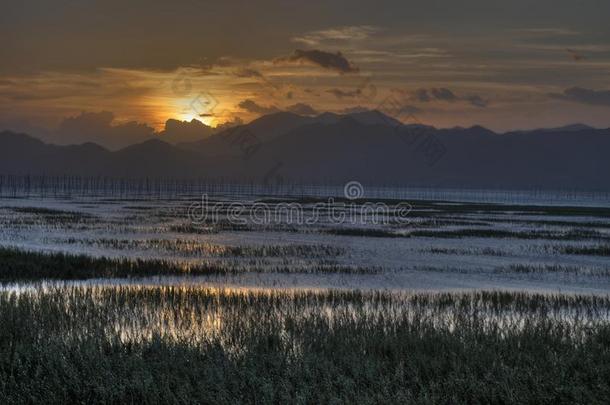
top-left (1, 194), bottom-right (610, 294)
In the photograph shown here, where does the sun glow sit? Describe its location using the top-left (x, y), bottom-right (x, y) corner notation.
top-left (179, 112), bottom-right (214, 126)
top-left (171, 96), bottom-right (216, 126)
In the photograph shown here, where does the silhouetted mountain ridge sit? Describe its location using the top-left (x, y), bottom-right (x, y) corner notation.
top-left (1, 112), bottom-right (609, 190)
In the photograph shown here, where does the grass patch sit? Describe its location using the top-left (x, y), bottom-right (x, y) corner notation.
top-left (4, 206), bottom-right (97, 226)
top-left (0, 248), bottom-right (218, 281)
top-left (9, 206), bottom-right (93, 218)
top-left (0, 247), bottom-right (361, 282)
top-left (421, 247), bottom-right (508, 256)
top-left (1, 287), bottom-right (609, 403)
top-left (410, 228), bottom-right (606, 241)
top-left (556, 244), bottom-right (610, 256)
top-left (58, 238), bottom-right (345, 258)
top-left (323, 227), bottom-right (403, 238)
top-left (496, 264), bottom-right (610, 277)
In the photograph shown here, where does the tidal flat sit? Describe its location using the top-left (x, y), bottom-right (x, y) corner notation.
top-left (1, 194), bottom-right (610, 403)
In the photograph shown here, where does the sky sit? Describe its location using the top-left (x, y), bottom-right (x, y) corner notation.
top-left (2, 0), bottom-right (610, 137)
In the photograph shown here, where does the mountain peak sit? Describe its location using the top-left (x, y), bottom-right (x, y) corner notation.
top-left (346, 109), bottom-right (403, 127)
top-left (468, 125), bottom-right (496, 135)
top-left (1, 123), bottom-right (610, 190)
top-left (549, 123), bottom-right (595, 132)
top-left (507, 123), bottom-right (597, 135)
top-left (250, 111), bottom-right (302, 124)
top-left (119, 138), bottom-right (173, 153)
top-left (0, 130), bottom-right (47, 150)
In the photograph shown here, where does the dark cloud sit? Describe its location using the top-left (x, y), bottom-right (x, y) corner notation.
top-left (56, 111), bottom-right (155, 150)
top-left (159, 118), bottom-right (215, 143)
top-left (566, 49), bottom-right (585, 62)
top-left (52, 111), bottom-right (241, 148)
top-left (215, 117), bottom-right (244, 131)
top-left (430, 88), bottom-right (458, 102)
top-left (238, 99), bottom-right (316, 116)
top-left (59, 111), bottom-right (115, 130)
top-left (413, 88), bottom-right (488, 108)
top-left (285, 103), bottom-right (318, 116)
top-left (414, 89), bottom-right (431, 102)
top-left (275, 49), bottom-right (359, 74)
top-left (237, 99), bottom-right (280, 114)
top-left (465, 95), bottom-right (489, 108)
top-left (326, 88), bottom-right (362, 99)
top-left (549, 87), bottom-right (610, 106)
top-left (415, 88), bottom-right (457, 102)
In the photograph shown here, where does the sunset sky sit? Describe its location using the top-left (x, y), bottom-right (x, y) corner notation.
top-left (2, 0), bottom-right (610, 136)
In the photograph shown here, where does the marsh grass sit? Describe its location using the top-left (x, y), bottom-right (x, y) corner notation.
top-left (8, 206), bottom-right (94, 219)
top-left (0, 247), bottom-right (371, 282)
top-left (0, 247), bottom-right (211, 281)
top-left (56, 238), bottom-right (346, 258)
top-left (1, 286), bottom-right (609, 403)
top-left (421, 247), bottom-right (508, 256)
top-left (410, 227), bottom-right (607, 241)
top-left (323, 227), bottom-right (403, 238)
top-left (1, 206), bottom-right (98, 227)
top-left (557, 244), bottom-right (610, 256)
top-left (169, 221), bottom-right (304, 234)
top-left (497, 264), bottom-right (610, 277)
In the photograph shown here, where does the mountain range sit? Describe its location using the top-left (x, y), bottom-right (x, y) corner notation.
top-left (1, 110), bottom-right (609, 190)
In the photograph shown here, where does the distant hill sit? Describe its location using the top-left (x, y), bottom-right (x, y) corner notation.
top-left (1, 111), bottom-right (609, 190)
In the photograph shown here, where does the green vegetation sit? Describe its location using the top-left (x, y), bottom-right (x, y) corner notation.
top-left (265, 196), bottom-right (610, 218)
top-left (0, 247), bottom-right (373, 282)
top-left (0, 248), bottom-right (215, 281)
top-left (169, 221), bottom-right (253, 233)
top-left (323, 227), bottom-right (403, 238)
top-left (421, 247), bottom-right (508, 256)
top-left (57, 238), bottom-right (346, 258)
top-left (558, 244), bottom-right (610, 256)
top-left (2, 206), bottom-right (97, 226)
top-left (497, 264), bottom-right (610, 277)
top-left (1, 287), bottom-right (609, 403)
top-left (410, 227), bottom-right (606, 241)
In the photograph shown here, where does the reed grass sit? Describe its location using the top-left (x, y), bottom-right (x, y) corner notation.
top-left (1, 286), bottom-right (609, 403)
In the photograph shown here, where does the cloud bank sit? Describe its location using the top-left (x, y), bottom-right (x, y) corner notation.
top-left (413, 88), bottom-right (488, 107)
top-left (56, 111), bottom-right (155, 150)
top-left (275, 49), bottom-right (359, 74)
top-left (238, 99), bottom-right (280, 115)
top-left (549, 87), bottom-right (610, 106)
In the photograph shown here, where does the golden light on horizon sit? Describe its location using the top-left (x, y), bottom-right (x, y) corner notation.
top-left (178, 111), bottom-right (214, 126)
